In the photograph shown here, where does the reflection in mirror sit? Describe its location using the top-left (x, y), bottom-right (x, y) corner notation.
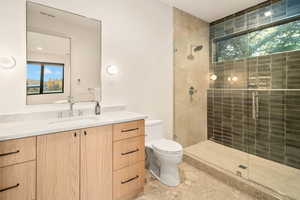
top-left (26, 2), bottom-right (101, 105)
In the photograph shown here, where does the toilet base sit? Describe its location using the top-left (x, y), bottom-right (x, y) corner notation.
top-left (147, 149), bottom-right (182, 187)
top-left (150, 163), bottom-right (180, 187)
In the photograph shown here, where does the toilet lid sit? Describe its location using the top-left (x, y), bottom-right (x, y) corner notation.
top-left (152, 139), bottom-right (183, 154)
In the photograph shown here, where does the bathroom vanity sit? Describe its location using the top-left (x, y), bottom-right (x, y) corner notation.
top-left (0, 112), bottom-right (146, 200)
top-left (1, 2), bottom-right (146, 199)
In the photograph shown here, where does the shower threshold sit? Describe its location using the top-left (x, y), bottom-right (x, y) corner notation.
top-left (184, 141), bottom-right (300, 200)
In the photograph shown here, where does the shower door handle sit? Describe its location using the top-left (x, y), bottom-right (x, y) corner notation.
top-left (252, 92), bottom-right (258, 120)
top-left (252, 92), bottom-right (255, 119)
top-left (255, 94), bottom-right (259, 119)
top-left (252, 92), bottom-right (256, 120)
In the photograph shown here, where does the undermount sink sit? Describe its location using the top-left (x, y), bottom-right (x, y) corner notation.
top-left (49, 116), bottom-right (99, 125)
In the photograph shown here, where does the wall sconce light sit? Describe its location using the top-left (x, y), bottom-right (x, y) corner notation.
top-left (210, 74), bottom-right (218, 81)
top-left (0, 56), bottom-right (16, 70)
top-left (106, 65), bottom-right (118, 76)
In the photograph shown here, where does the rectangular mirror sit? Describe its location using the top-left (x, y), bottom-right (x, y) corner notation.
top-left (26, 2), bottom-right (101, 105)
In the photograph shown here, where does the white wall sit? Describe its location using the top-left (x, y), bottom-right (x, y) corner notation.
top-left (0, 0), bottom-right (173, 138)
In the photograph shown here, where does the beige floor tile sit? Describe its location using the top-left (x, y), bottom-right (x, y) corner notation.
top-left (135, 162), bottom-right (256, 200)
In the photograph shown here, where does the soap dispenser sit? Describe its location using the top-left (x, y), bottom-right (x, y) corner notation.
top-left (95, 101), bottom-right (101, 115)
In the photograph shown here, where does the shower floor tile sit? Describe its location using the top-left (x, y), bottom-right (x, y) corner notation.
top-left (135, 162), bottom-right (256, 200)
top-left (184, 141), bottom-right (300, 199)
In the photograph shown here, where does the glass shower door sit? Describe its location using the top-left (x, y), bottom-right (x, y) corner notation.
top-left (247, 51), bottom-right (300, 199)
top-left (207, 58), bottom-right (250, 179)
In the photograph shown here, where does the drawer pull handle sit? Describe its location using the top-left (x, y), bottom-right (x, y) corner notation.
top-left (121, 175), bottom-right (139, 184)
top-left (0, 150), bottom-right (20, 157)
top-left (0, 183), bottom-right (20, 193)
top-left (121, 149), bottom-right (139, 156)
top-left (121, 128), bottom-right (139, 133)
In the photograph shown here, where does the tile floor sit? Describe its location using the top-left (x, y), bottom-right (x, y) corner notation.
top-left (136, 162), bottom-right (256, 200)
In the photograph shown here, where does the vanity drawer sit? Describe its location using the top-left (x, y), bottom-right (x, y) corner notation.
top-left (0, 161), bottom-right (36, 200)
top-left (113, 120), bottom-right (144, 141)
top-left (113, 136), bottom-right (145, 171)
top-left (113, 161), bottom-right (145, 200)
top-left (0, 137), bottom-right (36, 168)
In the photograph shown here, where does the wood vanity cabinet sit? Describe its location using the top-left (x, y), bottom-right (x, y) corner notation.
top-left (0, 137), bottom-right (36, 200)
top-left (37, 130), bottom-right (81, 200)
top-left (0, 119), bottom-right (145, 200)
top-left (37, 125), bottom-right (113, 200)
top-left (113, 120), bottom-right (145, 200)
top-left (0, 137), bottom-right (36, 168)
top-left (80, 126), bottom-right (113, 200)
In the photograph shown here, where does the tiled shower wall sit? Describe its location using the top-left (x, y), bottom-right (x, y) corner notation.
top-left (208, 51), bottom-right (300, 169)
top-left (174, 8), bottom-right (209, 147)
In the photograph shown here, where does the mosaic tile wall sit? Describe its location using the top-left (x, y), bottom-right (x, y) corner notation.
top-left (207, 51), bottom-right (300, 169)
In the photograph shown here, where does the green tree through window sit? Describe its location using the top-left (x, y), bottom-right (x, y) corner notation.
top-left (215, 20), bottom-right (300, 62)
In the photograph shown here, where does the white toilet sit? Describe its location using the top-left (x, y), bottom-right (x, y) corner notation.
top-left (145, 120), bottom-right (183, 187)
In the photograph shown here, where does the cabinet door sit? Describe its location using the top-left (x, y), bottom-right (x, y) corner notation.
top-left (0, 161), bottom-right (35, 200)
top-left (81, 126), bottom-right (113, 200)
top-left (37, 131), bottom-right (80, 200)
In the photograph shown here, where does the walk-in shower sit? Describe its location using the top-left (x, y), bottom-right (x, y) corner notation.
top-left (181, 0), bottom-right (300, 199)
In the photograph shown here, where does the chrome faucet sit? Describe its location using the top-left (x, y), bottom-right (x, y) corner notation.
top-left (67, 96), bottom-right (76, 117)
top-left (67, 96), bottom-right (101, 117)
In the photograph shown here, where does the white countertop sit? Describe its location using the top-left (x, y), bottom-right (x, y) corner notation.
top-left (0, 111), bottom-right (147, 141)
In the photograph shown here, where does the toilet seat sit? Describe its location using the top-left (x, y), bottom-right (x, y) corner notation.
top-left (152, 139), bottom-right (182, 155)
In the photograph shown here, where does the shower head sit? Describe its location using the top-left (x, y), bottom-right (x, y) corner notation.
top-left (193, 45), bottom-right (203, 52)
top-left (187, 45), bottom-right (203, 60)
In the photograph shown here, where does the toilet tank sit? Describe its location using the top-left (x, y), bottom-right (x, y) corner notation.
top-left (145, 120), bottom-right (164, 145)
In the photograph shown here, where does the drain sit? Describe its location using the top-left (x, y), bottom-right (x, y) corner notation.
top-left (238, 165), bottom-right (248, 170)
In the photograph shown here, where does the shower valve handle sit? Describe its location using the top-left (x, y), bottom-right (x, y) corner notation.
top-left (189, 86), bottom-right (197, 96)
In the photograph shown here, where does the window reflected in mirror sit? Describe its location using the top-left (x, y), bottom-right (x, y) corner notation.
top-left (27, 62), bottom-right (64, 95)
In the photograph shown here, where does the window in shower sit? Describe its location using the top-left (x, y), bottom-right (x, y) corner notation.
top-left (215, 19), bottom-right (300, 62)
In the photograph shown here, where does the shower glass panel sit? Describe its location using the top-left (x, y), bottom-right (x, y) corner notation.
top-left (246, 52), bottom-right (300, 199)
top-left (209, 1), bottom-right (300, 198)
top-left (209, 49), bottom-right (300, 200)
top-left (207, 59), bottom-right (250, 178)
